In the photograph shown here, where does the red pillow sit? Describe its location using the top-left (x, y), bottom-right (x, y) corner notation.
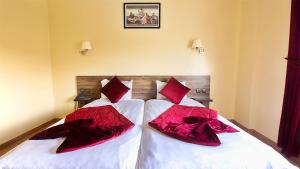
top-left (101, 77), bottom-right (129, 103)
top-left (159, 77), bottom-right (191, 104)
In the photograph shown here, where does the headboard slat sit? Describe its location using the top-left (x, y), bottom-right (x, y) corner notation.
top-left (76, 76), bottom-right (210, 101)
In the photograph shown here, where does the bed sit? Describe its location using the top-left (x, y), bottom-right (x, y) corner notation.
top-left (138, 98), bottom-right (298, 169)
top-left (0, 75), bottom-right (297, 169)
top-left (0, 98), bottom-right (144, 169)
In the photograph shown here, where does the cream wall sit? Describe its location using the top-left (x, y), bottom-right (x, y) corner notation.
top-left (0, 0), bottom-right (290, 144)
top-left (235, 0), bottom-right (291, 141)
top-left (49, 0), bottom-right (241, 118)
top-left (0, 0), bottom-right (54, 144)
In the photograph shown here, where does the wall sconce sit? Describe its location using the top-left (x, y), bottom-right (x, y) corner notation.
top-left (192, 39), bottom-right (205, 54)
top-left (79, 41), bottom-right (92, 55)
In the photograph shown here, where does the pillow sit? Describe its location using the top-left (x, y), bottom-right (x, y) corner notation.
top-left (101, 77), bottom-right (130, 103)
top-left (159, 77), bottom-right (191, 104)
top-left (156, 80), bottom-right (187, 100)
top-left (101, 79), bottom-right (133, 100)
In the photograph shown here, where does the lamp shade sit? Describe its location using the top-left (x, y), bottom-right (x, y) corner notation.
top-left (192, 39), bottom-right (203, 49)
top-left (81, 41), bottom-right (92, 50)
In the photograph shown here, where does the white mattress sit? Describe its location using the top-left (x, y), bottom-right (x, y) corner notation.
top-left (138, 99), bottom-right (297, 169)
top-left (0, 98), bottom-right (145, 169)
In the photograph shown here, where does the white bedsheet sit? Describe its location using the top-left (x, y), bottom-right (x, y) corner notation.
top-left (0, 99), bottom-right (144, 169)
top-left (138, 99), bottom-right (297, 169)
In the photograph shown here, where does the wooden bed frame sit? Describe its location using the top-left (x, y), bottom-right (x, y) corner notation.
top-left (76, 76), bottom-right (211, 106)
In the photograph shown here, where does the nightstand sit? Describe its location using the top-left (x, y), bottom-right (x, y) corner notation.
top-left (191, 98), bottom-right (213, 107)
top-left (74, 91), bottom-right (92, 110)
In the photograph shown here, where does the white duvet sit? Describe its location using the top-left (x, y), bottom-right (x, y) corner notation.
top-left (138, 99), bottom-right (297, 169)
top-left (0, 99), bottom-right (144, 169)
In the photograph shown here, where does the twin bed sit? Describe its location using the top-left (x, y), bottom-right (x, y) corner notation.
top-left (140, 99), bottom-right (295, 169)
top-left (0, 99), bottom-right (144, 169)
top-left (0, 76), bottom-right (297, 169)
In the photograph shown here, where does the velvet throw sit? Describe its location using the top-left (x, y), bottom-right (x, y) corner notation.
top-left (278, 0), bottom-right (300, 157)
top-left (149, 105), bottom-right (238, 146)
top-left (31, 106), bottom-right (134, 153)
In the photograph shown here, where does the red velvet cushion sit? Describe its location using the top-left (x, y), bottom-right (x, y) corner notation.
top-left (159, 77), bottom-right (191, 104)
top-left (101, 77), bottom-right (130, 103)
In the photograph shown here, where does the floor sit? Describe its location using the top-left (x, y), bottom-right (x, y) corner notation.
top-left (231, 120), bottom-right (300, 168)
top-left (0, 118), bottom-right (61, 156)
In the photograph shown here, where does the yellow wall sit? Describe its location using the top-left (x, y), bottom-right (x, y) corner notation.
top-left (235, 0), bottom-right (290, 141)
top-left (0, 0), bottom-right (54, 144)
top-left (49, 0), bottom-right (241, 118)
top-left (0, 0), bottom-right (291, 144)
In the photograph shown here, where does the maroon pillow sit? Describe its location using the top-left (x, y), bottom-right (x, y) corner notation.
top-left (159, 77), bottom-right (191, 104)
top-left (101, 77), bottom-right (129, 103)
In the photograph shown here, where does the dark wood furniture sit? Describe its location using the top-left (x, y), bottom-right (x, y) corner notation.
top-left (74, 90), bottom-right (92, 110)
top-left (76, 76), bottom-right (212, 108)
top-left (191, 98), bottom-right (213, 107)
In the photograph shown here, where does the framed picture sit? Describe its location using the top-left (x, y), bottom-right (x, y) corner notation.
top-left (124, 3), bottom-right (160, 29)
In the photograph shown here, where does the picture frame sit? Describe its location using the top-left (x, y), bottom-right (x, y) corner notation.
top-left (124, 3), bottom-right (161, 29)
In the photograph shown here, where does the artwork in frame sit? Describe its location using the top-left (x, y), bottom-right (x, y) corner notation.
top-left (124, 3), bottom-right (160, 28)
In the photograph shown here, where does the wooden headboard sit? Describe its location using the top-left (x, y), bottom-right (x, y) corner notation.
top-left (76, 76), bottom-right (210, 101)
